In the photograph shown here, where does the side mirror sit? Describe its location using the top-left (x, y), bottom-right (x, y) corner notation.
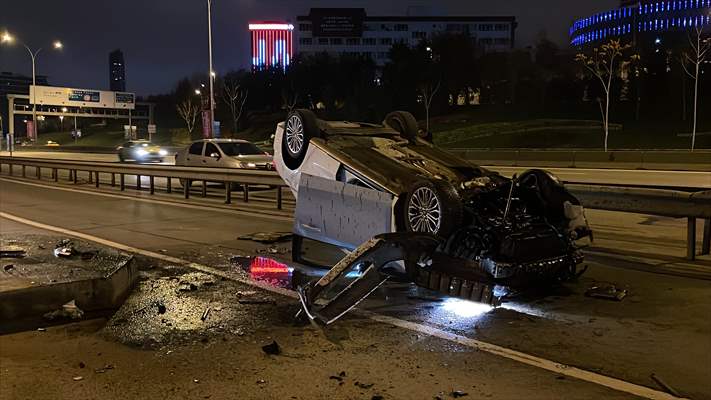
top-left (210, 152), bottom-right (221, 159)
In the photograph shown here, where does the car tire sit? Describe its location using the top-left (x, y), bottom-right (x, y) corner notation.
top-left (403, 180), bottom-right (462, 239)
top-left (118, 154), bottom-right (125, 162)
top-left (282, 109), bottom-right (320, 170)
top-left (384, 111), bottom-right (419, 143)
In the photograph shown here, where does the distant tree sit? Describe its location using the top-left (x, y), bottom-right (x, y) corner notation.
top-left (419, 80), bottom-right (440, 133)
top-left (680, 26), bottom-right (710, 151)
top-left (176, 99), bottom-right (200, 135)
top-left (221, 71), bottom-right (249, 133)
top-left (576, 40), bottom-right (637, 151)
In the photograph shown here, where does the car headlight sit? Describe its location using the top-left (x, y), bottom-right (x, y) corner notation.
top-left (136, 149), bottom-right (148, 156)
top-left (159, 149), bottom-right (168, 156)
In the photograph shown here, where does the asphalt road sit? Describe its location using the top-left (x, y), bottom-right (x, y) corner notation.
top-left (2, 150), bottom-right (709, 189)
top-left (1, 178), bottom-right (710, 399)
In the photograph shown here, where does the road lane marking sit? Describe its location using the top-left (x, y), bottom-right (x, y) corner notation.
top-left (0, 211), bottom-right (686, 400)
top-left (0, 177), bottom-right (292, 223)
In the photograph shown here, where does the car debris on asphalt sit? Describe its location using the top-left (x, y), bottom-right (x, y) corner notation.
top-left (94, 364), bottom-right (114, 374)
top-left (238, 232), bottom-right (293, 244)
top-left (200, 307), bottom-right (211, 322)
top-left (53, 239), bottom-right (77, 258)
top-left (43, 299), bottom-right (84, 321)
top-left (261, 340), bottom-right (281, 355)
top-left (651, 373), bottom-right (682, 397)
top-left (585, 283), bottom-right (628, 301)
top-left (0, 247), bottom-right (26, 258)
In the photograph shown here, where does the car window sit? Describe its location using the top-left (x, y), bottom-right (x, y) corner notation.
top-left (189, 142), bottom-right (204, 155)
top-left (205, 143), bottom-right (220, 157)
top-left (122, 142), bottom-right (133, 148)
top-left (218, 142), bottom-right (263, 156)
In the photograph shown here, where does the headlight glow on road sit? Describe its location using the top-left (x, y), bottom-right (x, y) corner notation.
top-left (441, 298), bottom-right (493, 318)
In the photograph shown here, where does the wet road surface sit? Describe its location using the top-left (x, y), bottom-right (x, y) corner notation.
top-left (1, 177), bottom-right (710, 399)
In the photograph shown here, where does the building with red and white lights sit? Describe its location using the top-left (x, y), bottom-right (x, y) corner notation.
top-left (249, 22), bottom-right (294, 70)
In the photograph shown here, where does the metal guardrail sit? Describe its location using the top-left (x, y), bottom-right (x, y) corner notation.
top-left (1, 156), bottom-right (709, 260)
top-left (450, 149), bottom-right (711, 172)
top-left (568, 185), bottom-right (711, 260)
top-left (0, 156), bottom-right (288, 209)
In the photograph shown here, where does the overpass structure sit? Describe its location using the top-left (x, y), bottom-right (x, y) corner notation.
top-left (5, 93), bottom-right (155, 142)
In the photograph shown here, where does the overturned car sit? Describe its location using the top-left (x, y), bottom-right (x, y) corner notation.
top-left (274, 109), bottom-right (591, 325)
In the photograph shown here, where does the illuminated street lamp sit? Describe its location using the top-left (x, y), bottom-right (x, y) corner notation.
top-left (206, 0), bottom-right (216, 137)
top-left (194, 89), bottom-right (201, 95)
top-left (0, 31), bottom-right (64, 141)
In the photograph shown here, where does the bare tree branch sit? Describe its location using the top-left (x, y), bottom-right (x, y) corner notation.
top-left (176, 100), bottom-right (200, 135)
top-left (222, 77), bottom-right (249, 133)
top-left (576, 39), bottom-right (633, 151)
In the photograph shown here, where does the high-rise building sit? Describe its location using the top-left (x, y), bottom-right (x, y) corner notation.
top-left (249, 22), bottom-right (294, 70)
top-left (296, 8), bottom-right (517, 66)
top-left (109, 49), bottom-right (126, 92)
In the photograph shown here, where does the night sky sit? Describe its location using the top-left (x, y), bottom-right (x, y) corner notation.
top-left (0, 1), bottom-right (617, 95)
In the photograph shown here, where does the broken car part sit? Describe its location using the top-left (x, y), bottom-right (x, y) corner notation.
top-left (297, 233), bottom-right (502, 325)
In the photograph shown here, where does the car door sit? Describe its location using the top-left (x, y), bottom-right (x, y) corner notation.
top-left (203, 142), bottom-right (223, 167)
top-left (185, 142), bottom-right (205, 167)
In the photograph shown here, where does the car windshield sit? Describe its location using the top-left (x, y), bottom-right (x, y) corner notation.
top-left (218, 142), bottom-right (263, 156)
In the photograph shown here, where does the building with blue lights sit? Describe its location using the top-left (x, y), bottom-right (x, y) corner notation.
top-left (570, 1), bottom-right (710, 129)
top-left (570, 0), bottom-right (711, 48)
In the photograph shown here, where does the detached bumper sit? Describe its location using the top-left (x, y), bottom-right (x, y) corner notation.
top-left (481, 251), bottom-right (584, 280)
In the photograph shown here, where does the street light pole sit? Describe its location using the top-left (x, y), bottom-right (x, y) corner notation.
top-left (1, 33), bottom-right (62, 143)
top-left (207, 0), bottom-right (215, 138)
top-left (25, 45), bottom-right (42, 142)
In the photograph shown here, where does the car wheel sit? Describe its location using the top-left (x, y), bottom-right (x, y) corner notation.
top-left (282, 109), bottom-right (320, 170)
top-left (403, 180), bottom-right (462, 238)
top-left (384, 111), bottom-right (419, 143)
top-left (118, 154), bottom-right (125, 162)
